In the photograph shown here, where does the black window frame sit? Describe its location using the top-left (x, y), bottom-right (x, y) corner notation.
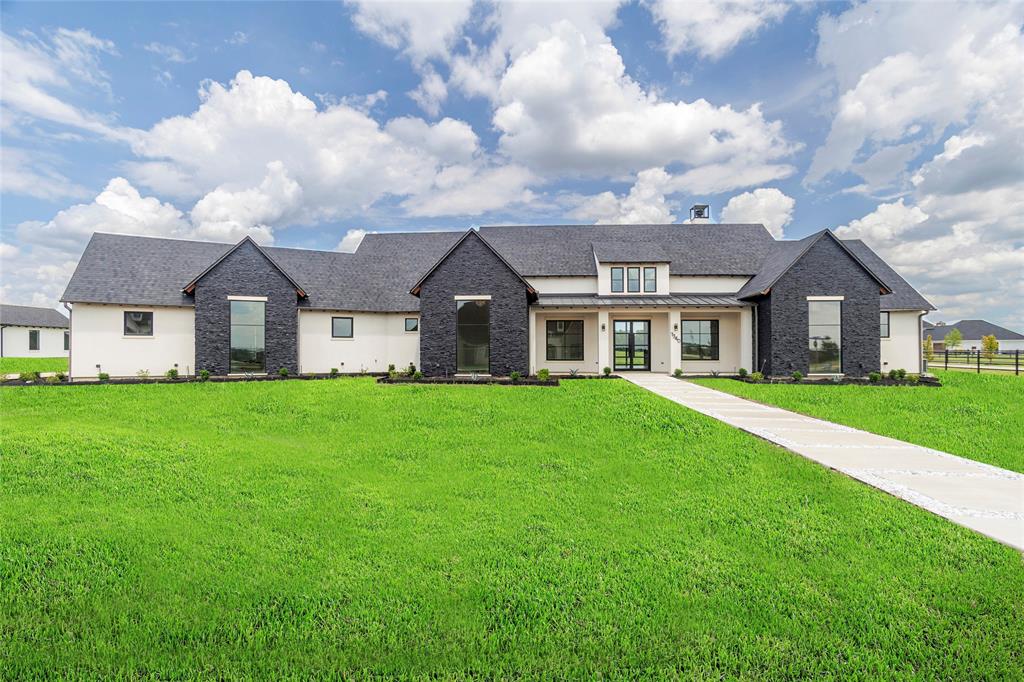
top-left (627, 267), bottom-right (641, 293)
top-left (28, 329), bottom-right (40, 351)
top-left (611, 267), bottom-right (624, 293)
top-left (229, 300), bottom-right (266, 374)
top-left (332, 316), bottom-right (354, 338)
top-left (545, 319), bottom-right (584, 361)
top-left (63, 330), bottom-right (69, 351)
top-left (808, 300), bottom-right (842, 374)
top-left (123, 311), bottom-right (154, 337)
top-left (643, 266), bottom-right (657, 293)
top-left (404, 317), bottom-right (419, 332)
top-left (880, 311), bottom-right (890, 338)
top-left (456, 299), bottom-right (490, 373)
top-left (681, 319), bottom-right (719, 361)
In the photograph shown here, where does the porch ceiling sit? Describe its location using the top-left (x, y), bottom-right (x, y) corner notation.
top-left (534, 294), bottom-right (746, 307)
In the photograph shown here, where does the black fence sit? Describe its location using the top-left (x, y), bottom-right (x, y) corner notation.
top-left (926, 349), bottom-right (1022, 375)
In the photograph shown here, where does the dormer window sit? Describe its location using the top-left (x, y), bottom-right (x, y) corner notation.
top-left (611, 267), bottom-right (624, 293)
top-left (643, 267), bottom-right (656, 293)
top-left (627, 267), bottom-right (640, 293)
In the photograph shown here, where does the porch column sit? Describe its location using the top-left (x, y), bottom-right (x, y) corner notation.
top-left (598, 310), bottom-right (610, 373)
top-left (739, 307), bottom-right (753, 373)
top-left (668, 310), bottom-right (682, 374)
top-left (528, 307), bottom-right (537, 375)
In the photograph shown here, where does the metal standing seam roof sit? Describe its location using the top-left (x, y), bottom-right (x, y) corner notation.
top-left (535, 294), bottom-right (746, 307)
top-left (0, 303), bottom-right (69, 328)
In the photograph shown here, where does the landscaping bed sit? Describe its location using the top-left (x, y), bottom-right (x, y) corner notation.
top-left (1, 372), bottom-right (381, 387)
top-left (378, 375), bottom-right (559, 386)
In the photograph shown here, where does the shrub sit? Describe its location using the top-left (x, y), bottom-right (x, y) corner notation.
top-left (412, 370), bottom-right (423, 380)
top-left (907, 373), bottom-right (920, 384)
top-left (737, 367), bottom-right (748, 377)
top-left (44, 375), bottom-right (60, 384)
top-left (750, 371), bottom-right (764, 383)
top-left (673, 368), bottom-right (683, 378)
top-left (198, 369), bottom-right (210, 382)
top-left (98, 372), bottom-right (110, 382)
top-left (896, 368), bottom-right (907, 380)
top-left (791, 371), bottom-right (804, 381)
top-left (868, 371), bottom-right (882, 383)
top-left (165, 368), bottom-right (179, 379)
top-left (19, 371), bottom-right (40, 382)
top-left (888, 369), bottom-right (899, 380)
top-left (388, 364), bottom-right (396, 372)
top-left (388, 369), bottom-right (399, 380)
top-left (602, 366), bottom-right (611, 377)
top-left (55, 371), bottom-right (67, 381)
top-left (329, 367), bottom-right (339, 377)
top-left (406, 363), bottom-right (416, 377)
top-left (136, 369), bottom-right (150, 380)
top-left (278, 366), bottom-right (289, 377)
top-left (510, 371), bottom-right (522, 383)
top-left (537, 368), bottom-right (550, 382)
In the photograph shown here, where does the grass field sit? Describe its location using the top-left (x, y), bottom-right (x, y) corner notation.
top-left (0, 356), bottom-right (67, 374)
top-left (693, 370), bottom-right (1024, 474)
top-left (2, 378), bottom-right (1022, 677)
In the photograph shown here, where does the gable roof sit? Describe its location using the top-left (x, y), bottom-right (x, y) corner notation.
top-left (409, 229), bottom-right (538, 299)
top-left (923, 319), bottom-right (1024, 340)
top-left (182, 236), bottom-right (307, 297)
top-left (736, 230), bottom-right (892, 299)
top-left (842, 239), bottom-right (935, 311)
top-left (0, 303), bottom-right (69, 328)
top-left (591, 241), bottom-right (670, 263)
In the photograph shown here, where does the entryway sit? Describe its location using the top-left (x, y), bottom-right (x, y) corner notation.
top-left (613, 320), bottom-right (650, 371)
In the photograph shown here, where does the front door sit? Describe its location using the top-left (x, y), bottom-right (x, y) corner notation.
top-left (613, 320), bottom-right (651, 371)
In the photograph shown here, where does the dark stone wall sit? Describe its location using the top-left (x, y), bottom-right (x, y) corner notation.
top-left (762, 236), bottom-right (881, 377)
top-left (754, 296), bottom-right (772, 375)
top-left (418, 232), bottom-right (530, 377)
top-left (194, 240), bottom-right (298, 375)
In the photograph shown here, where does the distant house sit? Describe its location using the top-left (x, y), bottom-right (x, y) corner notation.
top-left (923, 319), bottom-right (1024, 352)
top-left (0, 304), bottom-right (70, 357)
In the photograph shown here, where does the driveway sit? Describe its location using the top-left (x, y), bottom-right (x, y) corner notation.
top-left (623, 374), bottom-right (1024, 551)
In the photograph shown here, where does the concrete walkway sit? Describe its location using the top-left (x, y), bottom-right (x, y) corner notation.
top-left (622, 374), bottom-right (1024, 551)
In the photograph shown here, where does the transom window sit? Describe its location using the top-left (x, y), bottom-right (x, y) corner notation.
top-left (611, 267), bottom-right (624, 293)
top-left (809, 300), bottom-right (842, 373)
top-left (124, 311), bottom-right (153, 336)
top-left (643, 267), bottom-right (657, 293)
top-left (627, 267), bottom-right (641, 293)
top-left (880, 311), bottom-right (890, 338)
top-left (405, 317), bottom-right (419, 332)
top-left (332, 316), bottom-right (353, 338)
top-left (546, 320), bottom-right (584, 361)
top-left (29, 329), bottom-right (40, 350)
top-left (230, 301), bottom-right (265, 373)
top-left (681, 320), bottom-right (719, 360)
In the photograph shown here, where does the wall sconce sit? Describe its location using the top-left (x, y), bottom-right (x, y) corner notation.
top-left (673, 323), bottom-right (679, 331)
top-left (600, 323), bottom-right (606, 332)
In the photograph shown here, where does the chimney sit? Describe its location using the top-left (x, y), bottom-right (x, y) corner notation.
top-left (689, 204), bottom-right (710, 223)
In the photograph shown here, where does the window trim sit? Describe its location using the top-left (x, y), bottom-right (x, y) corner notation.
top-left (404, 317), bottom-right (419, 333)
top-left (643, 266), bottom-right (657, 293)
top-left (229, 299), bottom-right (266, 374)
top-left (610, 267), bottom-right (624, 293)
top-left (456, 299), bottom-right (490, 373)
top-left (808, 299), bottom-right (843, 374)
top-left (680, 319), bottom-right (719, 361)
top-left (627, 266), bottom-right (641, 293)
top-left (880, 311), bottom-right (890, 339)
top-left (332, 316), bottom-right (354, 339)
top-left (123, 311), bottom-right (154, 337)
top-left (545, 319), bottom-right (585, 362)
top-left (28, 329), bottom-right (40, 351)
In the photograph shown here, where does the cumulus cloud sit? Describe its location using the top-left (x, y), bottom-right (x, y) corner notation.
top-left (407, 65), bottom-right (447, 117)
top-left (336, 228), bottom-right (367, 253)
top-left (720, 188), bottom-right (795, 238)
top-left (570, 167), bottom-right (678, 224)
top-left (646, 0), bottom-right (789, 60)
top-left (347, 0), bottom-right (473, 65)
top-left (189, 161), bottom-right (302, 243)
top-left (1, 148), bottom-right (90, 201)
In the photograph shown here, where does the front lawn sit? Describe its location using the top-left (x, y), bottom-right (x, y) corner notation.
top-left (693, 370), bottom-right (1024, 473)
top-left (1, 379), bottom-right (1021, 677)
top-left (0, 356), bottom-right (67, 374)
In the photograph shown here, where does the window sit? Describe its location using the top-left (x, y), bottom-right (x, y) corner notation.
top-left (64, 331), bottom-right (70, 351)
top-left (124, 311), bottom-right (153, 336)
top-left (546, 320), bottom-right (584, 361)
top-left (230, 300), bottom-right (265, 373)
top-left (405, 317), bottom-right (419, 332)
top-left (456, 299), bottom-right (489, 372)
top-left (627, 267), bottom-right (641, 293)
top-left (643, 267), bottom-right (657, 293)
top-left (611, 267), bottom-right (624, 293)
top-left (29, 330), bottom-right (39, 351)
top-left (880, 311), bottom-right (890, 338)
top-left (809, 300), bottom-right (842, 373)
top-left (681, 320), bottom-right (719, 360)
top-left (332, 316), bottom-right (353, 338)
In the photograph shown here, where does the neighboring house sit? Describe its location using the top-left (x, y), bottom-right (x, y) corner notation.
top-left (60, 218), bottom-right (933, 380)
top-left (923, 320), bottom-right (1024, 352)
top-left (0, 304), bottom-right (69, 357)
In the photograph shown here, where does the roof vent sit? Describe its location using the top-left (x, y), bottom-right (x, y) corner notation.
top-left (689, 204), bottom-right (710, 222)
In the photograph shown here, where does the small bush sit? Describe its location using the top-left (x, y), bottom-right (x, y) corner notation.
top-left (510, 371), bottom-right (522, 383)
top-left (602, 366), bottom-right (611, 377)
top-left (56, 371), bottom-right (67, 381)
top-left (406, 363), bottom-right (416, 377)
top-left (737, 367), bottom-right (748, 377)
top-left (329, 367), bottom-right (339, 377)
top-left (165, 368), bottom-right (179, 379)
top-left (388, 369), bottom-right (399, 380)
top-left (868, 371), bottom-right (882, 383)
top-left (44, 375), bottom-right (60, 384)
top-left (98, 372), bottom-right (110, 382)
top-left (791, 371), bottom-right (804, 381)
top-left (278, 366), bottom-right (289, 377)
top-left (537, 368), bottom-right (550, 382)
top-left (888, 369), bottom-right (899, 380)
top-left (896, 368), bottom-right (907, 380)
top-left (19, 371), bottom-right (40, 382)
top-left (136, 369), bottom-right (150, 380)
top-left (388, 364), bottom-right (396, 372)
top-left (412, 370), bottom-right (423, 380)
top-left (750, 371), bottom-right (764, 383)
top-left (198, 369), bottom-right (210, 382)
top-left (673, 368), bottom-right (683, 378)
top-left (907, 373), bottom-right (920, 384)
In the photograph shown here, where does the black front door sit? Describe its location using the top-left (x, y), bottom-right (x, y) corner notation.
top-left (613, 320), bottom-right (651, 370)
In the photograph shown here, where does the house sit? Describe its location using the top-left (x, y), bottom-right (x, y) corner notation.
top-left (60, 217), bottom-right (933, 380)
top-left (0, 304), bottom-right (69, 358)
top-left (922, 320), bottom-right (1024, 352)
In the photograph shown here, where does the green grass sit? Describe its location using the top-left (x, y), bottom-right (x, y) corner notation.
top-left (2, 379), bottom-right (1022, 677)
top-left (693, 371), bottom-right (1024, 474)
top-left (0, 356), bottom-right (67, 374)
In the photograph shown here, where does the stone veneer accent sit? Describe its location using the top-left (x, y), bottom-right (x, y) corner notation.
top-left (418, 231), bottom-right (530, 377)
top-left (758, 235), bottom-right (881, 377)
top-left (194, 240), bottom-right (299, 375)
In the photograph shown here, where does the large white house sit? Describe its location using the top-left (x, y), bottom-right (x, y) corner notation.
top-left (60, 219), bottom-right (933, 380)
top-left (0, 304), bottom-right (69, 358)
top-left (923, 320), bottom-right (1024, 352)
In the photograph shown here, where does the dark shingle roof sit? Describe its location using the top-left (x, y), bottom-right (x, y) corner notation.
top-left (842, 240), bottom-right (934, 311)
top-left (923, 320), bottom-right (1024, 340)
top-left (591, 241), bottom-right (669, 263)
top-left (0, 304), bottom-right (69, 328)
top-left (479, 224), bottom-right (775, 276)
top-left (735, 234), bottom-right (814, 299)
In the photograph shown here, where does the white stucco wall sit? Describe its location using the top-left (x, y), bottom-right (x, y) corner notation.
top-left (678, 310), bottom-right (748, 374)
top-left (881, 311), bottom-right (923, 374)
top-left (298, 310), bottom-right (419, 374)
top-left (1, 326), bottom-right (67, 357)
top-left (669, 276), bottom-right (749, 293)
top-left (525, 277), bottom-right (597, 294)
top-left (597, 263), bottom-right (671, 295)
top-left (70, 303), bottom-right (195, 379)
top-left (532, 312), bottom-right (600, 374)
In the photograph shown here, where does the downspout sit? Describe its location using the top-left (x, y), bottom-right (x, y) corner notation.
top-left (63, 302), bottom-right (72, 380)
top-left (917, 310), bottom-right (926, 375)
top-left (1, 324), bottom-right (5, 357)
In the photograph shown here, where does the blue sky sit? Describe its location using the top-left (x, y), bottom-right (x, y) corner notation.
top-left (2, 1), bottom-right (1022, 329)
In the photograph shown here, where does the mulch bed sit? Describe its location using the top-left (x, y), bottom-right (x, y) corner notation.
top-left (726, 375), bottom-right (942, 387)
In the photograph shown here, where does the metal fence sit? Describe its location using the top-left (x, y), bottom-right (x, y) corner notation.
top-left (926, 349), bottom-right (1022, 375)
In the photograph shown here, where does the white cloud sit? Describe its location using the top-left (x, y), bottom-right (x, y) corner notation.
top-left (310, 40), bottom-right (326, 53)
top-left (570, 167), bottom-right (677, 224)
top-left (347, 0), bottom-right (473, 65)
top-left (1, 148), bottom-right (90, 201)
top-left (143, 42), bottom-right (193, 64)
top-left (401, 164), bottom-right (534, 217)
top-left (189, 161), bottom-right (302, 243)
top-left (646, 0), bottom-right (789, 60)
top-left (720, 187), bottom-right (795, 238)
top-left (226, 31), bottom-right (249, 46)
top-left (407, 66), bottom-right (447, 117)
top-left (336, 228), bottom-right (367, 252)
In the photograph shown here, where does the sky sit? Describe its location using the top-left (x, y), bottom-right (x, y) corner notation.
top-left (1, 1), bottom-right (1022, 329)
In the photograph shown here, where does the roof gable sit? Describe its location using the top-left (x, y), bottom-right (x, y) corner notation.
top-left (409, 229), bottom-right (538, 299)
top-left (182, 236), bottom-right (307, 297)
top-left (924, 319), bottom-right (1024, 340)
top-left (0, 303), bottom-right (69, 328)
